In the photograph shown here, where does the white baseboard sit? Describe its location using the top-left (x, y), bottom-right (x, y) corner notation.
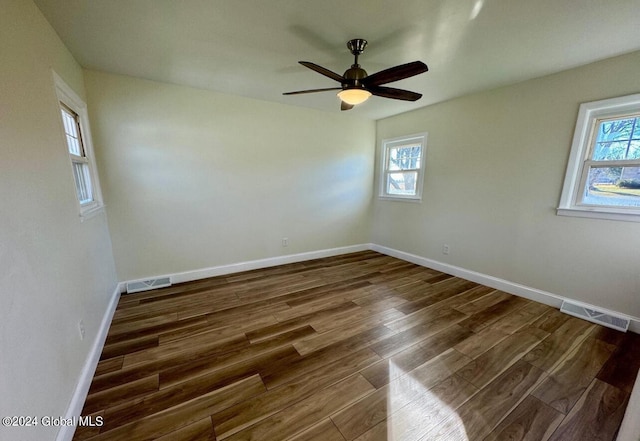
top-left (369, 244), bottom-right (640, 333)
top-left (56, 282), bottom-right (123, 441)
top-left (126, 244), bottom-right (371, 287)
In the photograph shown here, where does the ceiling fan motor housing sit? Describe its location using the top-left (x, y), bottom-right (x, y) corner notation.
top-left (343, 66), bottom-right (368, 89)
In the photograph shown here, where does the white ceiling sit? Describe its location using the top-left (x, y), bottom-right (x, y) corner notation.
top-left (34, 0), bottom-right (640, 120)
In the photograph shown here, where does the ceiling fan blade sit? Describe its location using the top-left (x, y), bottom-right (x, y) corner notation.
top-left (341, 101), bottom-right (354, 111)
top-left (363, 61), bottom-right (428, 87)
top-left (299, 61), bottom-right (344, 83)
top-left (283, 87), bottom-right (342, 95)
top-left (369, 86), bottom-right (422, 101)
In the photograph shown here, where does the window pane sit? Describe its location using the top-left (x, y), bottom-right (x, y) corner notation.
top-left (634, 118), bottom-right (640, 139)
top-left (593, 141), bottom-right (632, 161)
top-left (60, 106), bottom-right (84, 156)
top-left (389, 145), bottom-right (421, 171)
top-left (387, 171), bottom-right (418, 196)
top-left (627, 140), bottom-right (640, 159)
top-left (593, 116), bottom-right (640, 161)
top-left (596, 118), bottom-right (635, 142)
top-left (582, 166), bottom-right (640, 207)
top-left (72, 162), bottom-right (93, 204)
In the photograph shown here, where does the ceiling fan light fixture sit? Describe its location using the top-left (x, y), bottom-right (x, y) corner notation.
top-left (337, 88), bottom-right (371, 105)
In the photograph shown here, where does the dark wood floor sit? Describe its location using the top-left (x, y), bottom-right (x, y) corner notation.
top-left (74, 251), bottom-right (640, 441)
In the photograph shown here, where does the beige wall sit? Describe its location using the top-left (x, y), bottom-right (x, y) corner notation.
top-left (373, 51), bottom-right (640, 319)
top-left (0, 1), bottom-right (118, 440)
top-left (84, 70), bottom-right (375, 281)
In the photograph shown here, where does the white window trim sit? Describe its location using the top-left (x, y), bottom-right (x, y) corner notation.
top-left (558, 93), bottom-right (640, 222)
top-left (53, 71), bottom-right (104, 221)
top-left (379, 132), bottom-right (428, 202)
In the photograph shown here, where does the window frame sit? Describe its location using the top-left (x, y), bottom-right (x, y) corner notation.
top-left (558, 93), bottom-right (640, 222)
top-left (53, 72), bottom-right (104, 220)
top-left (379, 132), bottom-right (428, 202)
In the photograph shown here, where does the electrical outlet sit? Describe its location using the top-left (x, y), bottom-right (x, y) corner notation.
top-left (282, 237), bottom-right (289, 247)
top-left (442, 244), bottom-right (450, 255)
top-left (78, 320), bottom-right (85, 340)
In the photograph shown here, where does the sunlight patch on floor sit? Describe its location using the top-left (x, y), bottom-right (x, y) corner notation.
top-left (387, 361), bottom-right (468, 440)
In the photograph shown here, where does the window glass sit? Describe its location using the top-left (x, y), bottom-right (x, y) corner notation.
top-left (380, 133), bottom-right (427, 201)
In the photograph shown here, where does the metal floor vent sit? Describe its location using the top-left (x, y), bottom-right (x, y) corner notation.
top-left (560, 301), bottom-right (629, 332)
top-left (126, 277), bottom-right (172, 294)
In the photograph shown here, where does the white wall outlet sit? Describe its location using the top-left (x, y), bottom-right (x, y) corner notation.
top-left (78, 320), bottom-right (85, 340)
top-left (282, 237), bottom-right (289, 247)
top-left (442, 244), bottom-right (450, 255)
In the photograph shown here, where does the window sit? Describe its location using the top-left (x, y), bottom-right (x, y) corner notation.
top-left (61, 104), bottom-right (93, 204)
top-left (53, 72), bottom-right (103, 219)
top-left (379, 133), bottom-right (427, 201)
top-left (558, 94), bottom-right (640, 222)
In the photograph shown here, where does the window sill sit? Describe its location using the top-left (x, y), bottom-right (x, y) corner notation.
top-left (79, 204), bottom-right (105, 222)
top-left (557, 206), bottom-right (640, 223)
top-left (378, 195), bottom-right (423, 203)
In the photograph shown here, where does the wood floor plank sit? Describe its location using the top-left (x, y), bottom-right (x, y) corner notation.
top-left (430, 360), bottom-right (546, 441)
top-left (93, 356), bottom-right (123, 376)
top-left (105, 313), bottom-right (180, 343)
top-left (158, 342), bottom-right (301, 390)
top-left (224, 374), bottom-right (375, 441)
top-left (288, 419), bottom-right (346, 441)
top-left (351, 421), bottom-right (387, 441)
top-left (394, 279), bottom-right (479, 315)
top-left (433, 285), bottom-right (496, 310)
top-left (310, 297), bottom-right (406, 334)
top-left (453, 327), bottom-right (509, 360)
top-left (523, 316), bottom-right (594, 372)
top-left (273, 297), bottom-right (362, 322)
top-left (332, 349), bottom-right (473, 440)
top-left (121, 332), bottom-right (249, 369)
top-left (457, 295), bottom-right (530, 333)
top-left (361, 325), bottom-right (473, 389)
top-left (159, 312), bottom-right (276, 345)
top-left (100, 335), bottom-right (159, 361)
top-left (372, 309), bottom-right (466, 359)
top-left (260, 325), bottom-right (394, 390)
top-left (112, 291), bottom-right (239, 324)
top-left (532, 336), bottom-right (616, 413)
top-left (83, 374), bottom-right (159, 415)
top-left (530, 309), bottom-right (571, 334)
top-left (92, 375), bottom-right (265, 440)
top-left (245, 302), bottom-right (359, 343)
top-left (211, 348), bottom-right (380, 439)
top-left (100, 365), bottom-right (267, 432)
top-left (72, 411), bottom-right (104, 441)
top-left (294, 308), bottom-right (403, 356)
top-left (351, 374), bottom-right (477, 441)
top-left (383, 301), bottom-right (467, 334)
top-left (457, 327), bottom-right (548, 389)
top-left (548, 379), bottom-right (629, 441)
top-left (596, 331), bottom-right (640, 393)
top-left (73, 252), bottom-right (636, 441)
top-left (589, 324), bottom-right (627, 346)
top-left (483, 395), bottom-right (564, 441)
top-left (153, 417), bottom-right (215, 441)
top-left (487, 302), bottom-right (551, 335)
top-left (453, 289), bottom-right (511, 315)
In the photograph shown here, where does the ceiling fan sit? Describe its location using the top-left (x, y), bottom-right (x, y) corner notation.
top-left (283, 38), bottom-right (428, 111)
